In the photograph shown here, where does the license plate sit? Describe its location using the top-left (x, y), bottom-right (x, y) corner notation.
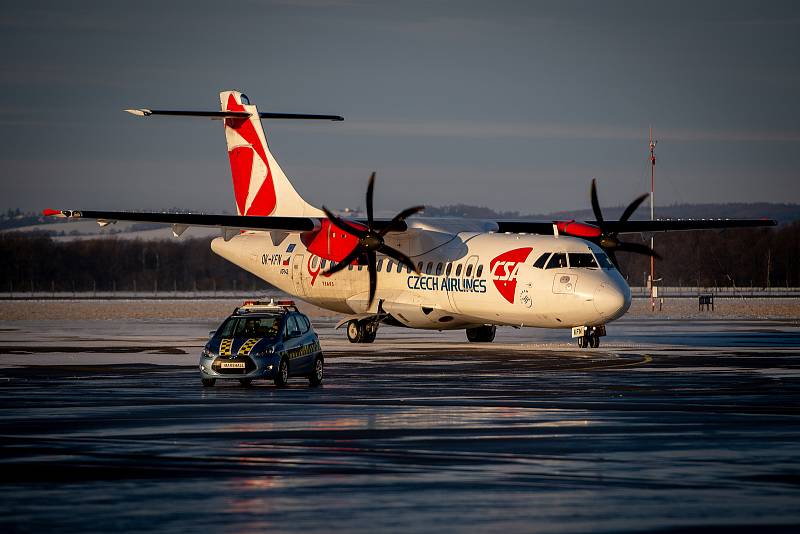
top-left (221, 361), bottom-right (246, 369)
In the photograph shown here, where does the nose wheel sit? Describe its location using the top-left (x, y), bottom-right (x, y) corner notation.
top-left (573, 325), bottom-right (604, 348)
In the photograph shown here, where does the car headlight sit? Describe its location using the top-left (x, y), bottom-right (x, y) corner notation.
top-left (253, 346), bottom-right (275, 357)
top-left (201, 348), bottom-right (215, 359)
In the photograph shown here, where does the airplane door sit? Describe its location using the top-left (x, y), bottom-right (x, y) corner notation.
top-left (291, 254), bottom-right (307, 296)
top-left (450, 255), bottom-right (479, 313)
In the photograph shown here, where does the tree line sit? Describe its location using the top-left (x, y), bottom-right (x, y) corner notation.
top-left (1, 222), bottom-right (798, 293)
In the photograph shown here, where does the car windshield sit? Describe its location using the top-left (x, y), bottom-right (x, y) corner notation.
top-left (216, 316), bottom-right (281, 339)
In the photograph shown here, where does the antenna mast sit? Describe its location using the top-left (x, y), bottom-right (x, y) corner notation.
top-left (649, 127), bottom-right (657, 312)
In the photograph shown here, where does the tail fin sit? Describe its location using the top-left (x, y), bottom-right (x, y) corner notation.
top-left (220, 91), bottom-right (323, 217)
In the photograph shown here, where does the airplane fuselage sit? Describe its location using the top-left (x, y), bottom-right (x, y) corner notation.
top-left (212, 222), bottom-right (631, 331)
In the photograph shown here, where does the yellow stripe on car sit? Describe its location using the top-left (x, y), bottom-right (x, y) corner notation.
top-left (220, 338), bottom-right (233, 356)
top-left (238, 338), bottom-right (259, 356)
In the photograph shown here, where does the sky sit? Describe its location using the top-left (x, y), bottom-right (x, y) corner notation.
top-left (1, 0), bottom-right (799, 216)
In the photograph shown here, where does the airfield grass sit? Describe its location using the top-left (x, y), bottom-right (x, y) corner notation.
top-left (0, 297), bottom-right (798, 321)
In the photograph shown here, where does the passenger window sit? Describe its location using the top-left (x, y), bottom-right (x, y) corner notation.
top-left (445, 263), bottom-right (452, 276)
top-left (397, 262), bottom-right (403, 273)
top-left (426, 262), bottom-right (433, 275)
top-left (348, 264), bottom-right (354, 271)
top-left (298, 315), bottom-right (311, 333)
top-left (377, 258), bottom-right (383, 272)
top-left (533, 252), bottom-right (550, 269)
top-left (311, 256), bottom-right (319, 269)
top-left (466, 265), bottom-right (473, 277)
top-left (417, 261), bottom-right (423, 273)
top-left (386, 260), bottom-right (394, 272)
top-left (435, 262), bottom-right (443, 275)
top-left (568, 253), bottom-right (598, 268)
top-left (455, 264), bottom-right (463, 277)
top-left (357, 264), bottom-right (364, 271)
top-left (321, 259), bottom-right (327, 269)
top-left (545, 253), bottom-right (567, 269)
top-left (476, 265), bottom-right (483, 277)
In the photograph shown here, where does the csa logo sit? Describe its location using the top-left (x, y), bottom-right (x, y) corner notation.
top-left (490, 247), bottom-right (533, 303)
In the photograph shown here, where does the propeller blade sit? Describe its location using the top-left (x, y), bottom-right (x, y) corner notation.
top-left (619, 193), bottom-right (649, 222)
top-left (366, 172), bottom-right (376, 228)
top-left (381, 245), bottom-right (420, 275)
top-left (379, 205), bottom-right (425, 236)
top-left (366, 250), bottom-right (377, 307)
top-left (616, 241), bottom-right (661, 260)
top-left (322, 206), bottom-right (368, 239)
top-left (590, 179), bottom-right (604, 224)
top-left (323, 246), bottom-right (362, 276)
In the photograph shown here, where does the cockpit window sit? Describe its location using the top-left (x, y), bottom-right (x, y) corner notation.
top-left (533, 252), bottom-right (550, 269)
top-left (594, 252), bottom-right (615, 270)
top-left (545, 253), bottom-right (567, 269)
top-left (568, 253), bottom-right (598, 268)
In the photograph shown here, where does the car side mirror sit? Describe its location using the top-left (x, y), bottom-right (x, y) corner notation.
top-left (208, 330), bottom-right (217, 337)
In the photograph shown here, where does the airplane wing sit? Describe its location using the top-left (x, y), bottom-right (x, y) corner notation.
top-left (43, 209), bottom-right (319, 239)
top-left (495, 218), bottom-right (776, 236)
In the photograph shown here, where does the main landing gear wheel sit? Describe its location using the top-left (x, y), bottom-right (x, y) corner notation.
top-left (346, 320), bottom-right (377, 344)
top-left (201, 378), bottom-right (216, 387)
top-left (466, 325), bottom-right (496, 343)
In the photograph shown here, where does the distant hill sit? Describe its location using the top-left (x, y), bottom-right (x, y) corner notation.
top-left (424, 203), bottom-right (800, 225)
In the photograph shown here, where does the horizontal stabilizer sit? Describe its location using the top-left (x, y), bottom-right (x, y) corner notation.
top-left (124, 109), bottom-right (343, 121)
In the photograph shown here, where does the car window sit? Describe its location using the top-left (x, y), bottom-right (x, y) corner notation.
top-left (533, 252), bottom-right (550, 269)
top-left (568, 253), bottom-right (598, 268)
top-left (545, 253), bottom-right (568, 269)
top-left (216, 317), bottom-right (240, 337)
top-left (241, 316), bottom-right (281, 338)
top-left (284, 315), bottom-right (299, 337)
top-left (297, 314), bottom-right (311, 333)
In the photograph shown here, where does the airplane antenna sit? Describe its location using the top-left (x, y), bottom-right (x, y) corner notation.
top-left (649, 126), bottom-right (657, 312)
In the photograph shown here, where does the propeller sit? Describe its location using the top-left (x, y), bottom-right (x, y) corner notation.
top-left (589, 179), bottom-right (661, 268)
top-left (322, 172), bottom-right (424, 307)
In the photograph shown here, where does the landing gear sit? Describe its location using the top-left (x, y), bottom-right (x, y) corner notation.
top-left (574, 325), bottom-right (604, 348)
top-left (346, 320), bottom-right (378, 343)
top-left (466, 325), bottom-right (496, 343)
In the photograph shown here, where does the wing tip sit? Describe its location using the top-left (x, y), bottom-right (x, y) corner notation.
top-left (124, 108), bottom-right (151, 117)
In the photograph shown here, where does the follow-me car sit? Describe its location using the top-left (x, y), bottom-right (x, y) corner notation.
top-left (200, 300), bottom-right (323, 387)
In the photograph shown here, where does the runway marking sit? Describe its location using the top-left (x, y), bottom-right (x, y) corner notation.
top-left (570, 353), bottom-right (652, 371)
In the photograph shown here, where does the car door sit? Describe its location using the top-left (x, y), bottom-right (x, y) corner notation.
top-left (282, 314), bottom-right (304, 375)
top-left (296, 314), bottom-right (316, 372)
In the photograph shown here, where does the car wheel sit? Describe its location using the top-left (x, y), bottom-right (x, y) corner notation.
top-left (308, 356), bottom-right (324, 386)
top-left (201, 378), bottom-right (216, 387)
top-left (239, 378), bottom-right (253, 387)
top-left (274, 358), bottom-right (289, 387)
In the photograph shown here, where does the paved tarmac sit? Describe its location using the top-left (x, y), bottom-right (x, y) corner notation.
top-left (1, 315), bottom-right (799, 533)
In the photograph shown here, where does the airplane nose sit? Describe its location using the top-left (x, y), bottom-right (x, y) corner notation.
top-left (593, 281), bottom-right (631, 320)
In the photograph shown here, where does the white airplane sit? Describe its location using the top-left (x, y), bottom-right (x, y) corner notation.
top-left (45, 91), bottom-right (775, 347)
